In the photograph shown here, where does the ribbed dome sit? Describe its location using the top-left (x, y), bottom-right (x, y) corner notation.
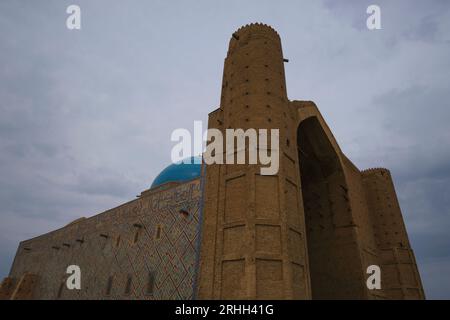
top-left (151, 156), bottom-right (202, 189)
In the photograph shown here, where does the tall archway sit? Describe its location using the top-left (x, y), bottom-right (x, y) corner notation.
top-left (297, 117), bottom-right (362, 299)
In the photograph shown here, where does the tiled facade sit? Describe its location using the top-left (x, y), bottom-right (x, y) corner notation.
top-left (3, 179), bottom-right (202, 300)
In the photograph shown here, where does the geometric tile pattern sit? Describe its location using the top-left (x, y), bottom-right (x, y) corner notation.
top-left (8, 179), bottom-right (202, 300)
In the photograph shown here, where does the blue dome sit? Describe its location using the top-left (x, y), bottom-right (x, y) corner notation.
top-left (151, 156), bottom-right (202, 188)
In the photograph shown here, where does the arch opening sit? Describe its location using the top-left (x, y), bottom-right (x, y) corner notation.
top-left (297, 117), bottom-right (359, 299)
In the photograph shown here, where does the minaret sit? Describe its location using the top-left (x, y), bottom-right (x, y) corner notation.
top-left (197, 23), bottom-right (311, 299)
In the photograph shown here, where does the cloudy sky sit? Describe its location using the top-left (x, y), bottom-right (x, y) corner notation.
top-left (1, 0), bottom-right (449, 299)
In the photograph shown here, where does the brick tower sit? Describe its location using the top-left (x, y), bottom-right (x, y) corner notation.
top-left (197, 23), bottom-right (424, 300)
top-left (197, 23), bottom-right (312, 300)
top-left (362, 168), bottom-right (425, 299)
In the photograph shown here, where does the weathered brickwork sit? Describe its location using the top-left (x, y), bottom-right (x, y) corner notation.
top-left (197, 23), bottom-right (424, 300)
top-left (362, 169), bottom-right (425, 299)
top-left (3, 179), bottom-right (202, 299)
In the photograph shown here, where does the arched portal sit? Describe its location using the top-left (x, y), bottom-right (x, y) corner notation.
top-left (297, 117), bottom-right (363, 299)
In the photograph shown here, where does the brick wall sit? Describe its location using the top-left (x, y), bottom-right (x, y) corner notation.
top-left (6, 179), bottom-right (202, 300)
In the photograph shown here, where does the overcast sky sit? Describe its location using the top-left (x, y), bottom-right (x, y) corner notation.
top-left (1, 0), bottom-right (449, 299)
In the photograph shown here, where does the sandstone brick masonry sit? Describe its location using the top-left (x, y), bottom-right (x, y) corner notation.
top-left (196, 23), bottom-right (424, 300)
top-left (1, 23), bottom-right (424, 300)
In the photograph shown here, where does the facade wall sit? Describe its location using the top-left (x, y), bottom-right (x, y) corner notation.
top-left (197, 24), bottom-right (424, 299)
top-left (4, 179), bottom-right (202, 300)
top-left (198, 23), bottom-right (311, 300)
top-left (340, 156), bottom-right (383, 299)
